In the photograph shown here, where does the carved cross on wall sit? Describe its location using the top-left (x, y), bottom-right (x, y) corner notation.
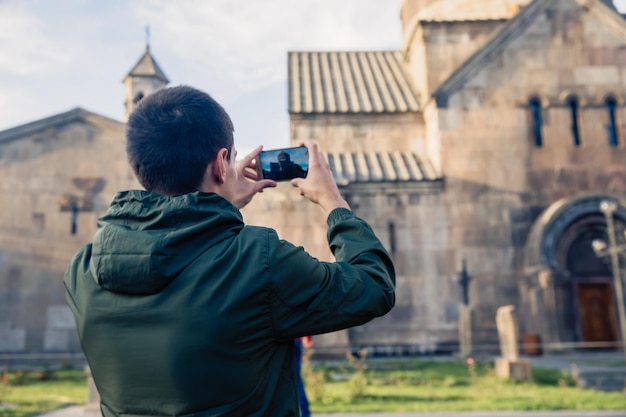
top-left (58, 177), bottom-right (106, 235)
top-left (457, 258), bottom-right (471, 306)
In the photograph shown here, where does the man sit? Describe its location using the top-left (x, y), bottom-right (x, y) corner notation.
top-left (65, 85), bottom-right (395, 416)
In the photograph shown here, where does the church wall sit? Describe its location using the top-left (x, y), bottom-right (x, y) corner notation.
top-left (289, 113), bottom-right (424, 154)
top-left (0, 118), bottom-right (139, 355)
top-left (407, 20), bottom-right (506, 98)
top-left (431, 0), bottom-right (626, 346)
top-left (345, 189), bottom-right (462, 351)
top-left (285, 110), bottom-right (471, 352)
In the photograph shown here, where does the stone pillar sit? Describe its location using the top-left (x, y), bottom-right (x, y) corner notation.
top-left (458, 304), bottom-right (476, 358)
top-left (537, 269), bottom-right (562, 353)
top-left (494, 305), bottom-right (532, 381)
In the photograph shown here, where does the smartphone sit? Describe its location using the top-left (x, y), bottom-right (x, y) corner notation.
top-left (256, 146), bottom-right (309, 182)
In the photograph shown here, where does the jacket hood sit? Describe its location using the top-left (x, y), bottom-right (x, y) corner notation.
top-left (90, 190), bottom-right (243, 295)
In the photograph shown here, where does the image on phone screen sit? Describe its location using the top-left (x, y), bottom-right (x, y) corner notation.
top-left (257, 147), bottom-right (309, 182)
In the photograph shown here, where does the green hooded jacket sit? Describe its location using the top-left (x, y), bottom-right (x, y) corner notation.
top-left (64, 190), bottom-right (395, 416)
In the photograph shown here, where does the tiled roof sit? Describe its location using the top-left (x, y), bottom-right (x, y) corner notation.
top-left (289, 51), bottom-right (420, 114)
top-left (417, 0), bottom-right (531, 22)
top-left (325, 151), bottom-right (440, 185)
top-left (124, 46), bottom-right (169, 83)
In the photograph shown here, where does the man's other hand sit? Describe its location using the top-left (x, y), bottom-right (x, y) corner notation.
top-left (291, 140), bottom-right (350, 217)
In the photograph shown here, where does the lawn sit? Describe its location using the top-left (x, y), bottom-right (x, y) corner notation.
top-left (0, 369), bottom-right (86, 417)
top-left (303, 355), bottom-right (626, 413)
top-left (0, 356), bottom-right (624, 416)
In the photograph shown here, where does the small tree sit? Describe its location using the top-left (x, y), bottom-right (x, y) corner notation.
top-left (301, 348), bottom-right (326, 402)
top-left (347, 349), bottom-right (368, 399)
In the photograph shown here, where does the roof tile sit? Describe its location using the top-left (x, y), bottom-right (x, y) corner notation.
top-left (289, 51), bottom-right (420, 114)
top-left (325, 151), bottom-right (441, 184)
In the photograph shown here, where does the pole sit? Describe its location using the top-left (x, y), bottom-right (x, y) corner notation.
top-left (600, 201), bottom-right (626, 356)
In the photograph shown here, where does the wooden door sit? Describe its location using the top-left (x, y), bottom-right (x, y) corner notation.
top-left (576, 282), bottom-right (618, 348)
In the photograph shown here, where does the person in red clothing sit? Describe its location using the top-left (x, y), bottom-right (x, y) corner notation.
top-left (294, 336), bottom-right (312, 417)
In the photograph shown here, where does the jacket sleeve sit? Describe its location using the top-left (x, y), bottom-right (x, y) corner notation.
top-left (267, 208), bottom-right (395, 342)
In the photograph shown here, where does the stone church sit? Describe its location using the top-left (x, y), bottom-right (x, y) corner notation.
top-left (1, 0), bottom-right (626, 360)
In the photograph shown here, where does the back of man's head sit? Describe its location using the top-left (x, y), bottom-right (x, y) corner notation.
top-left (126, 85), bottom-right (234, 196)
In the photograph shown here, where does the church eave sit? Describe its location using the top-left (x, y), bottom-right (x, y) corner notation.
top-left (124, 49), bottom-right (170, 84)
top-left (288, 109), bottom-right (421, 116)
top-left (338, 178), bottom-right (444, 193)
top-left (0, 107), bottom-right (124, 144)
top-left (326, 150), bottom-right (442, 185)
top-left (123, 73), bottom-right (169, 84)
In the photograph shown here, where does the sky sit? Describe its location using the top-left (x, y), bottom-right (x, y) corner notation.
top-left (1, 0), bottom-right (626, 155)
top-left (0, 0), bottom-right (404, 154)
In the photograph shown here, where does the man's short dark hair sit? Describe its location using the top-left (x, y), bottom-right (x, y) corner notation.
top-left (126, 85), bottom-right (234, 196)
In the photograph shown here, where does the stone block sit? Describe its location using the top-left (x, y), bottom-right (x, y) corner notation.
top-left (47, 305), bottom-right (75, 329)
top-left (574, 66), bottom-right (620, 85)
top-left (458, 304), bottom-right (476, 357)
top-left (496, 305), bottom-right (520, 360)
top-left (495, 357), bottom-right (532, 381)
top-left (44, 329), bottom-right (69, 351)
top-left (445, 303), bottom-right (459, 323)
top-left (0, 328), bottom-right (26, 352)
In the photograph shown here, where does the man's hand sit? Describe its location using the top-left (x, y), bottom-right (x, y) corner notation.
top-left (291, 140), bottom-right (350, 217)
top-left (232, 146), bottom-right (276, 209)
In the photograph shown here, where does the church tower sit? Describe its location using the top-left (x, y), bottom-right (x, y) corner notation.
top-left (400, 0), bottom-right (438, 35)
top-left (123, 44), bottom-right (169, 119)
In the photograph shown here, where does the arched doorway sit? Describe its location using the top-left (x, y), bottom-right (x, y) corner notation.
top-left (524, 193), bottom-right (626, 351)
top-left (554, 215), bottom-right (619, 348)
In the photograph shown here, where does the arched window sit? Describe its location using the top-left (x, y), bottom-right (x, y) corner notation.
top-left (567, 96), bottom-right (581, 147)
top-left (388, 222), bottom-right (396, 254)
top-left (529, 97), bottom-right (543, 147)
top-left (605, 96), bottom-right (619, 147)
top-left (133, 91), bottom-right (145, 105)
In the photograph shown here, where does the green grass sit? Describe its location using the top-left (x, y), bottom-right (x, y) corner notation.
top-left (1, 358), bottom-right (624, 416)
top-left (304, 358), bottom-right (626, 413)
top-left (0, 369), bottom-right (86, 417)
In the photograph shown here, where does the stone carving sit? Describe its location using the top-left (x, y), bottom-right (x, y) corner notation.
top-left (538, 269), bottom-right (553, 289)
top-left (496, 305), bottom-right (519, 360)
top-left (57, 177), bottom-right (106, 234)
top-left (495, 305), bottom-right (532, 381)
top-left (458, 304), bottom-right (476, 358)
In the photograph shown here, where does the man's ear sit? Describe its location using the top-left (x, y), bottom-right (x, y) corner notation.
top-left (211, 148), bottom-right (229, 184)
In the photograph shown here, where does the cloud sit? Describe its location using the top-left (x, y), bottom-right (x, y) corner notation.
top-left (0, 0), bottom-right (402, 131)
top-left (0, 3), bottom-right (75, 76)
top-left (130, 0), bottom-right (402, 100)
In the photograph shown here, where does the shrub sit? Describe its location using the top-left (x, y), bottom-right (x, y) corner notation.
top-left (347, 349), bottom-right (369, 399)
top-left (302, 349), bottom-right (326, 402)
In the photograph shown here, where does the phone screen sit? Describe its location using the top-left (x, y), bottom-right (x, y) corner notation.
top-left (257, 147), bottom-right (309, 182)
